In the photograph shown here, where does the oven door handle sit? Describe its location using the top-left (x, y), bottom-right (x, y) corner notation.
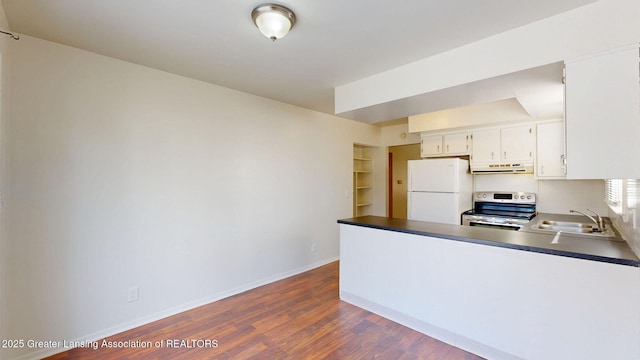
top-left (465, 219), bottom-right (524, 230)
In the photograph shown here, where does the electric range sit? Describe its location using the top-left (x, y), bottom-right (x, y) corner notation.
top-left (461, 192), bottom-right (537, 231)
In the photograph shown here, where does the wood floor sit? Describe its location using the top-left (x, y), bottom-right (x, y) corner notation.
top-left (45, 261), bottom-right (484, 359)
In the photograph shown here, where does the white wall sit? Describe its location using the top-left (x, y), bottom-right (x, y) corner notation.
top-left (609, 186), bottom-right (640, 257)
top-left (335, 0), bottom-right (640, 114)
top-left (537, 179), bottom-right (607, 215)
top-left (381, 123), bottom-right (420, 147)
top-left (408, 98), bottom-right (533, 133)
top-left (3, 35), bottom-right (382, 359)
top-left (0, 3), bottom-right (11, 359)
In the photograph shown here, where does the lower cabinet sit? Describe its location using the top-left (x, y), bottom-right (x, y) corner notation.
top-left (340, 224), bottom-right (640, 360)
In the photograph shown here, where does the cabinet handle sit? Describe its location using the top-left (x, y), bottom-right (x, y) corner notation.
top-left (447, 144), bottom-right (450, 152)
top-left (540, 165), bottom-right (544, 175)
top-left (504, 151), bottom-right (507, 159)
top-left (437, 145), bottom-right (440, 152)
top-left (491, 151), bottom-right (494, 160)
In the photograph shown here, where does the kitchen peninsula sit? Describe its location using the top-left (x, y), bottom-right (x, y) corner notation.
top-left (338, 216), bottom-right (640, 360)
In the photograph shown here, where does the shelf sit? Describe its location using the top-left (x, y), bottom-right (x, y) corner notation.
top-left (353, 144), bottom-right (377, 217)
top-left (354, 161), bottom-right (372, 172)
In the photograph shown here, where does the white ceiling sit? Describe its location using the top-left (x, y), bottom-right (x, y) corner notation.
top-left (2, 0), bottom-right (594, 122)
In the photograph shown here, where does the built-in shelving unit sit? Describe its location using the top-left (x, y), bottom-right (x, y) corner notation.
top-left (353, 144), bottom-right (375, 217)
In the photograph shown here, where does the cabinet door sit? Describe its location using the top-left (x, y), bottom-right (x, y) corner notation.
top-left (536, 121), bottom-right (566, 178)
top-left (501, 125), bottom-right (533, 163)
top-left (444, 132), bottom-right (469, 155)
top-left (565, 45), bottom-right (640, 179)
top-left (471, 128), bottom-right (500, 163)
top-left (421, 135), bottom-right (443, 157)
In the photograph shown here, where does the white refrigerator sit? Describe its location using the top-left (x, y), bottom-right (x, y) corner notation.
top-left (407, 158), bottom-right (472, 225)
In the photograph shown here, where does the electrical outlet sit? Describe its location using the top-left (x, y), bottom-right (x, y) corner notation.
top-left (127, 286), bottom-right (139, 303)
top-left (311, 243), bottom-right (317, 253)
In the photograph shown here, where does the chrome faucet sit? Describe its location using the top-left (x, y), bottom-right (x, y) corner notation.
top-left (569, 209), bottom-right (606, 231)
top-left (586, 208), bottom-right (606, 231)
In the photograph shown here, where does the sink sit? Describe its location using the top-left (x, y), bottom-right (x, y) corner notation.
top-left (528, 219), bottom-right (617, 238)
top-left (539, 220), bottom-right (592, 228)
top-left (537, 220), bottom-right (595, 233)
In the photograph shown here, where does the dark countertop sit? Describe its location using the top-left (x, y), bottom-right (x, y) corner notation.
top-left (338, 215), bottom-right (640, 267)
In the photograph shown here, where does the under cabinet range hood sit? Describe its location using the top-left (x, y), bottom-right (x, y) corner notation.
top-left (470, 163), bottom-right (534, 174)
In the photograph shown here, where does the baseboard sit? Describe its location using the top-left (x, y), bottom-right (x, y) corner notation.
top-left (11, 257), bottom-right (339, 360)
top-left (339, 291), bottom-right (522, 360)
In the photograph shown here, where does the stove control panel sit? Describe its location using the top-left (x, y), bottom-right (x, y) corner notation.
top-left (473, 192), bottom-right (536, 204)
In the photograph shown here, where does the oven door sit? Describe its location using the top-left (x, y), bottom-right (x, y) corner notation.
top-left (462, 215), bottom-right (525, 231)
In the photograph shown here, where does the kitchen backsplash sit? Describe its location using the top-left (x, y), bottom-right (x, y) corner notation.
top-left (473, 174), bottom-right (607, 214)
top-left (608, 180), bottom-right (640, 257)
top-left (536, 180), bottom-right (607, 215)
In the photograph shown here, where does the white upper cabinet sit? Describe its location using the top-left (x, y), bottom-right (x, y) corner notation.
top-left (471, 125), bottom-right (533, 164)
top-left (470, 128), bottom-right (500, 163)
top-left (420, 131), bottom-right (469, 157)
top-left (443, 132), bottom-right (469, 155)
top-left (501, 125), bottom-right (534, 163)
top-left (565, 44), bottom-right (640, 179)
top-left (421, 134), bottom-right (444, 156)
top-left (536, 120), bottom-right (566, 178)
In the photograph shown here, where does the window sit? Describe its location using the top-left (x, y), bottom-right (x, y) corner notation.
top-left (627, 179), bottom-right (640, 209)
top-left (605, 179), bottom-right (623, 213)
top-left (605, 179), bottom-right (640, 215)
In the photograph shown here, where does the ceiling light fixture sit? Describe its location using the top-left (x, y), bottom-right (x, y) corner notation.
top-left (251, 3), bottom-right (296, 41)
